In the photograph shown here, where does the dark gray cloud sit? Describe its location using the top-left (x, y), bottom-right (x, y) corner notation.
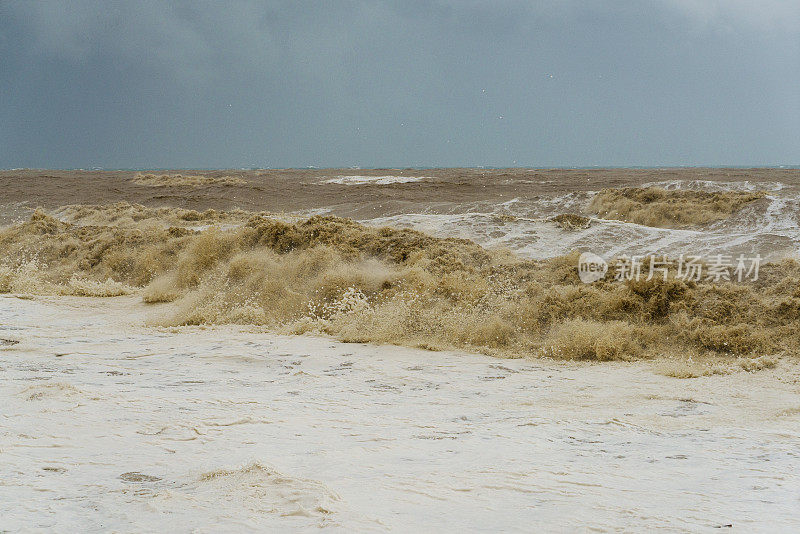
top-left (1, 0), bottom-right (798, 168)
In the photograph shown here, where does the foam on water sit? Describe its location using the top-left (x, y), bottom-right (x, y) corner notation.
top-left (367, 180), bottom-right (800, 261)
top-left (2, 296), bottom-right (800, 531)
top-left (322, 175), bottom-right (428, 185)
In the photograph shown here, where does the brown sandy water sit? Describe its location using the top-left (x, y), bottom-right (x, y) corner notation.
top-left (2, 167), bottom-right (798, 216)
top-left (2, 168), bottom-right (800, 531)
top-left (3, 168), bottom-right (799, 260)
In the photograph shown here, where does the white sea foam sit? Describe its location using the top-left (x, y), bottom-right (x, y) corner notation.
top-left (1, 296), bottom-right (799, 531)
top-left (366, 180), bottom-right (800, 261)
top-left (322, 175), bottom-right (427, 185)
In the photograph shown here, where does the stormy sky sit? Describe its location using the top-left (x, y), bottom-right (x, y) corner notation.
top-left (1, 1), bottom-right (798, 169)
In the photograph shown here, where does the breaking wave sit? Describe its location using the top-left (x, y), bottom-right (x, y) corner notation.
top-left (2, 203), bottom-right (800, 363)
top-left (588, 187), bottom-right (765, 228)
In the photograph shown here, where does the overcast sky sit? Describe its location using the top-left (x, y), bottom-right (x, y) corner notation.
top-left (1, 1), bottom-right (798, 168)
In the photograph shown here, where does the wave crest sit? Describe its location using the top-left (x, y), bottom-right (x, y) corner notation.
top-left (2, 206), bottom-right (800, 362)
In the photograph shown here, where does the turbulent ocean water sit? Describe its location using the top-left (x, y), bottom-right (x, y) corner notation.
top-left (4, 168), bottom-right (799, 261)
top-left (2, 168), bottom-right (800, 531)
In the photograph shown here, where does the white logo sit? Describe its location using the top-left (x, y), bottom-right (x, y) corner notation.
top-left (578, 252), bottom-right (608, 283)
